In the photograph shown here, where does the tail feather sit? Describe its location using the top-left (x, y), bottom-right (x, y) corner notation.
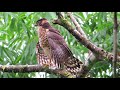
top-left (64, 56), bottom-right (83, 77)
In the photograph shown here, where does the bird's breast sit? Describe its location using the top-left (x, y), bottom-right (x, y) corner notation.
top-left (38, 27), bottom-right (51, 58)
top-left (38, 27), bottom-right (49, 47)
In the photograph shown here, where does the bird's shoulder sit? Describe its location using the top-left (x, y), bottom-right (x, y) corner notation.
top-left (46, 27), bottom-right (64, 41)
top-left (48, 27), bottom-right (60, 35)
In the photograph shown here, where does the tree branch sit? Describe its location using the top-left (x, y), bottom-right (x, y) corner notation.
top-left (67, 12), bottom-right (87, 39)
top-left (0, 65), bottom-right (70, 78)
top-left (53, 12), bottom-right (120, 62)
top-left (0, 64), bottom-right (93, 78)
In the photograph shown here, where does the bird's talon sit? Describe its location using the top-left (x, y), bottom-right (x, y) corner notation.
top-left (43, 64), bottom-right (49, 68)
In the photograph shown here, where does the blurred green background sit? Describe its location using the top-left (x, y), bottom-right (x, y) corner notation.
top-left (0, 12), bottom-right (119, 78)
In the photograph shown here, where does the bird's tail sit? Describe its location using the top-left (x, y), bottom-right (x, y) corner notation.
top-left (64, 56), bottom-right (83, 77)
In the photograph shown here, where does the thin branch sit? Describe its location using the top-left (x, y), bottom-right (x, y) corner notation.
top-left (67, 12), bottom-right (87, 39)
top-left (113, 12), bottom-right (118, 78)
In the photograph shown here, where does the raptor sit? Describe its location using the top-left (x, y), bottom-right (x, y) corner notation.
top-left (35, 18), bottom-right (83, 77)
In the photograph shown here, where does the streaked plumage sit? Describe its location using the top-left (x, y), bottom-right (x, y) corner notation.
top-left (35, 18), bottom-right (83, 77)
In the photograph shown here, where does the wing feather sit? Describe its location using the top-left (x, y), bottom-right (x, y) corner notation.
top-left (47, 28), bottom-right (73, 64)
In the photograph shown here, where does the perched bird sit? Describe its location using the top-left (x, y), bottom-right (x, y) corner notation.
top-left (35, 18), bottom-right (83, 77)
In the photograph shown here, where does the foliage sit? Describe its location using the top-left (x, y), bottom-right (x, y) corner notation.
top-left (0, 12), bottom-right (117, 78)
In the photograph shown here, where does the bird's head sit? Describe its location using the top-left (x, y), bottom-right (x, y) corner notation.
top-left (35, 18), bottom-right (48, 26)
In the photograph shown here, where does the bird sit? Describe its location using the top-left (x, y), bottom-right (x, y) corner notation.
top-left (35, 18), bottom-right (83, 77)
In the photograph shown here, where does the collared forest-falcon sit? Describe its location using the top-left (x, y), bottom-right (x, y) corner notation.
top-left (35, 18), bottom-right (83, 77)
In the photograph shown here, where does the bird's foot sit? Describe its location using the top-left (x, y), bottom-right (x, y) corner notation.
top-left (42, 64), bottom-right (49, 68)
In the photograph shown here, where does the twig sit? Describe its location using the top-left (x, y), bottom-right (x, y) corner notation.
top-left (67, 12), bottom-right (87, 39)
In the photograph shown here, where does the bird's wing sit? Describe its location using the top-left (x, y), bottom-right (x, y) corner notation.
top-left (47, 28), bottom-right (73, 65)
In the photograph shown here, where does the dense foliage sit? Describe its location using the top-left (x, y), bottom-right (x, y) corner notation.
top-left (0, 12), bottom-right (118, 78)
